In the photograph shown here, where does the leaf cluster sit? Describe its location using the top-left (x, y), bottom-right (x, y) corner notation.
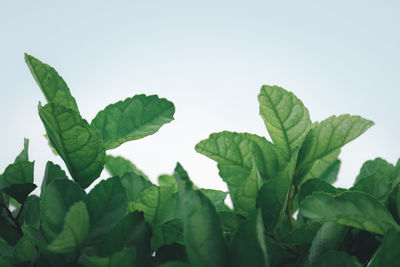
top-left (1, 55), bottom-right (399, 266)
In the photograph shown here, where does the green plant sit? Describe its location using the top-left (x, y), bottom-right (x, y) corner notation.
top-left (0, 55), bottom-right (399, 266)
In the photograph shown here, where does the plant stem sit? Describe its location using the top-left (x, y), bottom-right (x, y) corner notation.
top-left (0, 203), bottom-right (23, 235)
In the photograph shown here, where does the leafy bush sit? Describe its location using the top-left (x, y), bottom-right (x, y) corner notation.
top-left (0, 55), bottom-right (399, 266)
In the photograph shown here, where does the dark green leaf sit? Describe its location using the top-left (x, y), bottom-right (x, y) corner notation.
top-left (85, 176), bottom-right (127, 242)
top-left (25, 54), bottom-right (79, 112)
top-left (258, 85), bottom-right (311, 160)
top-left (80, 248), bottom-right (136, 267)
top-left (40, 179), bottom-right (86, 241)
top-left (159, 262), bottom-right (190, 267)
top-left (12, 235), bottom-right (37, 264)
top-left (300, 191), bottom-right (399, 234)
top-left (308, 222), bottom-right (349, 265)
top-left (174, 163), bottom-right (229, 267)
top-left (17, 195), bottom-right (40, 229)
top-left (105, 155), bottom-right (149, 180)
top-left (152, 219), bottom-right (183, 250)
top-left (3, 183), bottom-right (37, 204)
top-left (230, 210), bottom-right (269, 267)
top-left (0, 208), bottom-right (22, 245)
top-left (41, 161), bottom-right (68, 194)
top-left (91, 94), bottom-right (175, 150)
top-left (120, 171), bottom-right (152, 203)
top-left (369, 228), bottom-right (400, 267)
top-left (314, 251), bottom-right (361, 267)
top-left (38, 102), bottom-right (105, 188)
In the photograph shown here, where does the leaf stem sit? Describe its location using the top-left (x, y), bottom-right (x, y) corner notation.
top-left (0, 203), bottom-right (23, 235)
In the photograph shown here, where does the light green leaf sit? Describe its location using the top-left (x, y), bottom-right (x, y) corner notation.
top-left (369, 228), bottom-right (400, 267)
top-left (47, 201), bottom-right (89, 254)
top-left (151, 219), bottom-right (183, 250)
top-left (85, 176), bottom-right (127, 242)
top-left (40, 179), bottom-right (86, 241)
top-left (91, 94), bottom-right (175, 150)
top-left (25, 54), bottom-right (79, 112)
top-left (314, 251), bottom-right (361, 267)
top-left (38, 102), bottom-right (105, 188)
top-left (230, 210), bottom-right (269, 267)
top-left (200, 189), bottom-right (228, 212)
top-left (41, 161), bottom-right (68, 194)
top-left (174, 163), bottom-right (229, 267)
top-left (105, 155), bottom-right (149, 180)
top-left (258, 85), bottom-right (311, 160)
top-left (196, 132), bottom-right (285, 183)
top-left (351, 158), bottom-right (395, 202)
top-left (158, 174), bottom-right (176, 187)
top-left (297, 115), bottom-right (373, 183)
top-left (300, 191), bottom-right (399, 235)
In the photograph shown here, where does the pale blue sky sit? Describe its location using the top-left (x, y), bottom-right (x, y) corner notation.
top-left (1, 1), bottom-right (399, 192)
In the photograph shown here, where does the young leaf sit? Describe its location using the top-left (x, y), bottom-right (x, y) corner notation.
top-left (91, 94), bottom-right (175, 150)
top-left (296, 115), bottom-right (374, 184)
top-left (41, 161), bottom-right (68, 194)
top-left (199, 189), bottom-right (228, 212)
top-left (300, 191), bottom-right (399, 235)
top-left (369, 228), bottom-right (400, 266)
top-left (105, 155), bottom-right (149, 179)
top-left (25, 54), bottom-right (79, 112)
top-left (258, 85), bottom-right (312, 160)
top-left (38, 102), bottom-right (105, 188)
top-left (230, 210), bottom-right (269, 267)
top-left (14, 138), bottom-right (29, 163)
top-left (47, 201), bottom-right (89, 254)
top-left (40, 179), bottom-right (86, 241)
top-left (85, 176), bottom-right (127, 242)
top-left (174, 163), bottom-right (229, 267)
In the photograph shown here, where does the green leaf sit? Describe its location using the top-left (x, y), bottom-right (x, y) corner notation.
top-left (120, 171), bottom-right (152, 203)
top-left (369, 228), bottom-right (400, 267)
top-left (297, 115), bottom-right (374, 184)
top-left (152, 219), bottom-right (183, 250)
top-left (230, 210), bottom-right (269, 267)
top-left (81, 248), bottom-right (136, 267)
top-left (85, 176), bottom-right (127, 242)
top-left (41, 161), bottom-right (68, 194)
top-left (319, 159), bottom-right (341, 184)
top-left (12, 235), bottom-right (37, 264)
top-left (308, 222), bottom-right (349, 265)
top-left (1, 160), bottom-right (36, 203)
top-left (91, 94), bottom-right (175, 150)
top-left (199, 189), bottom-right (228, 212)
top-left (258, 85), bottom-right (312, 160)
top-left (159, 174), bottom-right (177, 187)
top-left (298, 179), bottom-right (338, 204)
top-left (95, 211), bottom-right (150, 265)
top-left (256, 151), bottom-right (298, 233)
top-left (196, 132), bottom-right (285, 182)
top-left (25, 54), bottom-right (79, 112)
top-left (38, 102), bottom-right (105, 188)
top-left (47, 201), bottom-right (89, 254)
top-left (17, 195), bottom-right (40, 229)
top-left (105, 155), bottom-right (149, 180)
top-left (0, 209), bottom-right (22, 245)
top-left (160, 261), bottom-right (190, 267)
top-left (300, 151), bottom-right (341, 185)
top-left (14, 138), bottom-right (29, 163)
top-left (352, 158), bottom-right (395, 203)
top-left (132, 185), bottom-right (179, 225)
top-left (314, 251), bottom-right (361, 267)
top-left (40, 179), bottom-right (86, 241)
top-left (300, 191), bottom-right (399, 235)
top-left (174, 163), bottom-right (229, 267)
